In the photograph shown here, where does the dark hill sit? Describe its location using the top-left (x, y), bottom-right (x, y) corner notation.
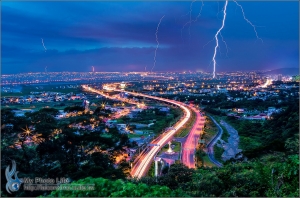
top-left (264, 68), bottom-right (299, 75)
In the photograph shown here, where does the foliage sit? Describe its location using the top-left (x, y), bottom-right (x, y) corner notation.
top-left (64, 105), bottom-right (84, 112)
top-left (46, 177), bottom-right (189, 197)
top-left (1, 108), bottom-right (131, 197)
top-left (226, 101), bottom-right (299, 158)
top-left (136, 156), bottom-right (299, 197)
top-left (214, 144), bottom-right (224, 162)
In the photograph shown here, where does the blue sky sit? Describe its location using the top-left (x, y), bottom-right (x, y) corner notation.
top-left (1, 1), bottom-right (299, 74)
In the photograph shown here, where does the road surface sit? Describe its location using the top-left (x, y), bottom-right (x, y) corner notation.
top-left (206, 116), bottom-right (223, 167)
top-left (82, 85), bottom-right (193, 178)
top-left (182, 107), bottom-right (205, 168)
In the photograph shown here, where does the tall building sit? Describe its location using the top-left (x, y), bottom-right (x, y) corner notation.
top-left (277, 74), bottom-right (282, 81)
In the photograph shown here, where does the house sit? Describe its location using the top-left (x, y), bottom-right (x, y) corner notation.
top-left (5, 124), bottom-right (14, 129)
top-left (159, 107), bottom-right (170, 112)
top-left (116, 124), bottom-right (126, 130)
top-left (73, 131), bottom-right (82, 136)
top-left (234, 98), bottom-right (242, 102)
top-left (148, 123), bottom-right (155, 128)
top-left (105, 119), bottom-right (118, 128)
top-left (12, 109), bottom-right (34, 117)
top-left (237, 108), bottom-right (245, 113)
top-left (268, 107), bottom-right (276, 113)
top-left (55, 110), bottom-right (67, 119)
top-left (245, 115), bottom-right (267, 121)
top-left (134, 130), bottom-right (144, 135)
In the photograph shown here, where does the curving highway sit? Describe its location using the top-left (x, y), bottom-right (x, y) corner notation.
top-left (82, 85), bottom-right (193, 178)
top-left (182, 107), bottom-right (205, 168)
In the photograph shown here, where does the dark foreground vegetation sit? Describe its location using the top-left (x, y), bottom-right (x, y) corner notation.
top-left (1, 93), bottom-right (298, 197)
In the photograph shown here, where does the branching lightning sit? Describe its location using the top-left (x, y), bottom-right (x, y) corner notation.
top-left (212, 0), bottom-right (228, 78)
top-left (41, 38), bottom-right (47, 52)
top-left (219, 32), bottom-right (229, 57)
top-left (233, 0), bottom-right (263, 43)
top-left (181, 0), bottom-right (204, 43)
top-left (151, 15), bottom-right (165, 73)
top-left (181, 0), bottom-right (196, 42)
top-left (209, 0), bottom-right (263, 78)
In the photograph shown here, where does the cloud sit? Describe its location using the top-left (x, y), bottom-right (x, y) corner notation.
top-left (1, 1), bottom-right (298, 74)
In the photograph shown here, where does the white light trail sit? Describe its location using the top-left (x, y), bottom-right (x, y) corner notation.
top-left (41, 38), bottom-right (47, 52)
top-left (151, 15), bottom-right (165, 73)
top-left (212, 0), bottom-right (228, 78)
top-left (233, 0), bottom-right (263, 43)
top-left (261, 79), bottom-right (272, 88)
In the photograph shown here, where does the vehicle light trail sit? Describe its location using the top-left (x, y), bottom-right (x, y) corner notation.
top-left (41, 38), bottom-right (47, 52)
top-left (182, 107), bottom-right (204, 168)
top-left (131, 99), bottom-right (191, 179)
top-left (151, 15), bottom-right (165, 73)
top-left (212, 0), bottom-right (228, 79)
top-left (82, 85), bottom-right (193, 179)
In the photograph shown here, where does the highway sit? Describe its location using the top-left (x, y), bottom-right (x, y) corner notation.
top-left (82, 85), bottom-right (194, 178)
top-left (182, 107), bottom-right (205, 168)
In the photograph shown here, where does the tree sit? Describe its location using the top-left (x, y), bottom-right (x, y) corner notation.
top-left (47, 177), bottom-right (189, 197)
top-left (158, 163), bottom-right (195, 190)
top-left (64, 105), bottom-right (84, 112)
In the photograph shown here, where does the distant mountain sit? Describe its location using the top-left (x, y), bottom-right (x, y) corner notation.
top-left (264, 68), bottom-right (299, 75)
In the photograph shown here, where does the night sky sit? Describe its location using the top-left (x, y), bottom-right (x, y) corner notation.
top-left (1, 1), bottom-right (299, 74)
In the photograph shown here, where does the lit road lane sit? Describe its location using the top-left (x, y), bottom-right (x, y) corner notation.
top-left (182, 107), bottom-right (205, 168)
top-left (82, 85), bottom-right (192, 178)
top-left (130, 99), bottom-right (191, 178)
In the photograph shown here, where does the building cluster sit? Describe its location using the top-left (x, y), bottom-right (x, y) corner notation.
top-left (226, 106), bottom-right (282, 121)
top-left (1, 92), bottom-right (87, 105)
top-left (2, 70), bottom-right (298, 85)
top-left (137, 80), bottom-right (299, 102)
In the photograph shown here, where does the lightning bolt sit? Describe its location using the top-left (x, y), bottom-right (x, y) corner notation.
top-left (151, 15), bottom-right (165, 73)
top-left (181, 0), bottom-right (204, 43)
top-left (181, 0), bottom-right (196, 42)
top-left (212, 0), bottom-right (228, 78)
top-left (193, 0), bottom-right (204, 23)
top-left (233, 0), bottom-right (263, 43)
top-left (219, 32), bottom-right (229, 58)
top-left (41, 38), bottom-right (47, 52)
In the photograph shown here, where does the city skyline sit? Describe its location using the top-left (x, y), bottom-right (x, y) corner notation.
top-left (2, 1), bottom-right (299, 74)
